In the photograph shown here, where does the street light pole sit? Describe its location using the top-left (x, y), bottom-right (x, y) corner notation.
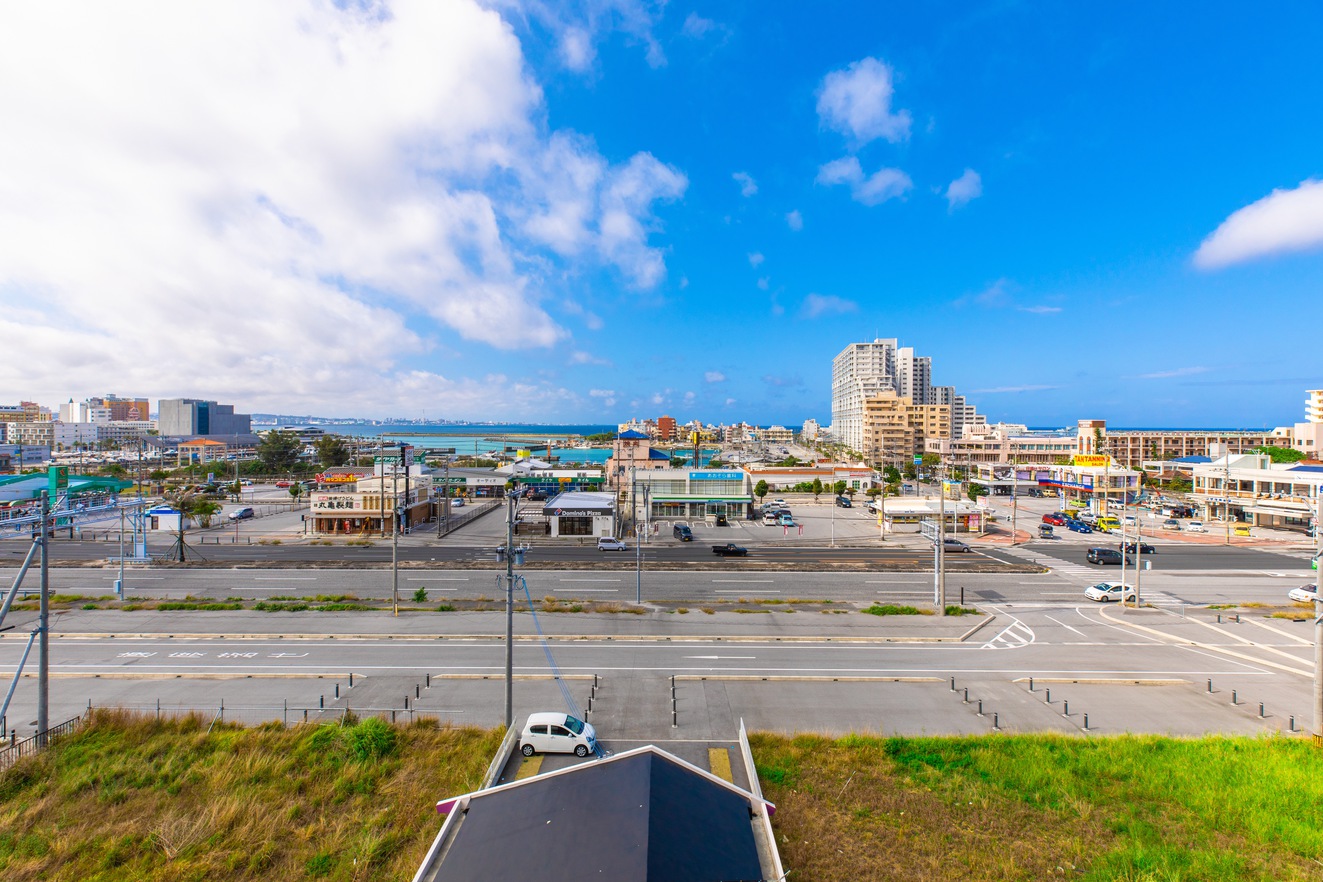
top-left (634, 524), bottom-right (642, 604)
top-left (37, 491), bottom-right (49, 739)
top-left (504, 489), bottom-right (516, 730)
top-left (938, 466), bottom-right (947, 616)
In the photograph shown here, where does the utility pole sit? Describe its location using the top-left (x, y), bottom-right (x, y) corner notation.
top-left (391, 470), bottom-right (399, 617)
top-left (37, 491), bottom-right (49, 739)
top-left (1314, 491), bottom-right (1322, 746)
top-left (938, 466), bottom-right (947, 616)
top-left (504, 489), bottom-right (516, 730)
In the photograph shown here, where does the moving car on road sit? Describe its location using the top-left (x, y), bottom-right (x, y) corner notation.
top-left (712, 543), bottom-right (748, 556)
top-left (1066, 519), bottom-right (1093, 533)
top-left (1186, 521), bottom-right (1206, 533)
top-left (672, 524), bottom-right (693, 541)
top-left (1085, 582), bottom-right (1137, 603)
top-left (1161, 519), bottom-right (1181, 531)
top-left (597, 537), bottom-right (628, 551)
top-left (943, 538), bottom-right (972, 553)
top-left (1086, 547), bottom-right (1126, 565)
top-left (1120, 541), bottom-right (1155, 554)
top-left (1288, 584), bottom-right (1318, 603)
top-left (1042, 513), bottom-right (1066, 526)
top-left (835, 495), bottom-right (852, 508)
top-left (1038, 524), bottom-right (1055, 539)
top-left (519, 712), bottom-right (597, 757)
top-left (227, 506), bottom-right (255, 521)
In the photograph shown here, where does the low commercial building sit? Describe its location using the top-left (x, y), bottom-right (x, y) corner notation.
top-left (1035, 456), bottom-right (1141, 510)
top-left (742, 465), bottom-right (875, 493)
top-left (926, 423), bottom-right (1076, 466)
top-left (309, 474), bottom-right (433, 535)
top-left (605, 430), bottom-right (673, 488)
top-left (1191, 454), bottom-right (1323, 534)
top-left (867, 497), bottom-right (985, 534)
top-left (542, 491), bottom-right (617, 538)
top-left (631, 468), bottom-right (753, 523)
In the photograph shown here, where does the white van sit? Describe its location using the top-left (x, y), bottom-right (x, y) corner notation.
top-left (519, 712), bottom-right (597, 757)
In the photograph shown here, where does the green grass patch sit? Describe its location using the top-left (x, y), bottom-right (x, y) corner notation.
top-left (253, 601), bottom-right (309, 612)
top-left (0, 710), bottom-right (500, 881)
top-left (943, 605), bottom-right (981, 616)
top-left (863, 604), bottom-right (930, 616)
top-left (751, 731), bottom-right (1323, 881)
top-left (155, 602), bottom-right (244, 612)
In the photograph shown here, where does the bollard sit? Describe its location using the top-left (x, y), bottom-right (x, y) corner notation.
top-left (1084, 714), bottom-right (1089, 730)
top-left (1029, 677), bottom-right (1034, 692)
top-left (1207, 678), bottom-right (1212, 693)
top-left (392, 710), bottom-right (396, 723)
top-left (960, 586), bottom-right (964, 606)
top-left (426, 673), bottom-right (431, 688)
top-left (335, 684), bottom-right (339, 698)
top-left (1235, 614), bottom-right (1241, 623)
top-left (672, 709), bottom-right (677, 728)
top-left (1259, 702), bottom-right (1265, 719)
top-left (963, 688), bottom-right (969, 704)
top-left (950, 677), bottom-right (956, 692)
top-left (596, 674), bottom-right (600, 689)
top-left (1045, 688), bottom-right (1051, 703)
top-left (1231, 690), bottom-right (1237, 705)
top-left (320, 695), bottom-right (324, 709)
top-left (349, 672), bottom-right (354, 687)
top-left (992, 712), bottom-right (998, 730)
top-left (303, 709), bottom-right (308, 722)
top-left (416, 685), bottom-right (420, 699)
top-left (284, 699), bottom-right (288, 727)
top-left (1290, 715), bottom-right (1296, 732)
top-left (405, 697), bottom-right (410, 710)
top-left (156, 698), bottom-right (160, 720)
top-left (588, 695), bottom-right (593, 713)
top-left (1063, 700), bottom-right (1069, 716)
top-left (1217, 614), bottom-right (1221, 623)
top-left (977, 700), bottom-right (983, 716)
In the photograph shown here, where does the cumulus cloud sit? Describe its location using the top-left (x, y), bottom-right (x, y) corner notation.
top-left (786, 209), bottom-right (803, 231)
top-left (682, 13), bottom-right (718, 39)
top-left (0, 1), bottom-right (685, 415)
top-left (732, 171), bottom-right (758, 197)
top-left (816, 157), bottom-right (911, 206)
top-left (1194, 179), bottom-right (1323, 269)
top-left (944, 168), bottom-right (983, 210)
top-left (757, 277), bottom-right (770, 290)
top-left (748, 252), bottom-right (765, 267)
top-left (704, 371), bottom-right (726, 383)
top-left (588, 387), bottom-right (616, 407)
top-left (801, 293), bottom-right (859, 318)
top-left (571, 351), bottom-right (611, 366)
top-left (816, 57), bottom-right (912, 146)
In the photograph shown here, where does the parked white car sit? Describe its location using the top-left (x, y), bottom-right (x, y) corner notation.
top-left (1084, 582), bottom-right (1137, 603)
top-left (597, 537), bottom-right (628, 551)
top-left (519, 712), bottom-right (597, 757)
top-left (1185, 521), bottom-right (1206, 533)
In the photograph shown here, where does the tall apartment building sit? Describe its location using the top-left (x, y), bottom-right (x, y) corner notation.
top-left (158, 398), bottom-right (251, 436)
top-left (92, 395), bottom-right (150, 422)
top-left (832, 339), bottom-right (982, 450)
top-left (1078, 419), bottom-right (1290, 469)
top-left (860, 391), bottom-right (951, 466)
top-left (0, 402), bottom-right (51, 424)
top-left (1307, 390), bottom-right (1323, 424)
top-left (656, 415), bottom-right (677, 442)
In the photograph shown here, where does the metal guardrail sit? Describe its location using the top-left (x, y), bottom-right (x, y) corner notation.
top-left (0, 715), bottom-right (83, 772)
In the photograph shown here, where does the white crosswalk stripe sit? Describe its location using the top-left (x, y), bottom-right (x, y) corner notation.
top-left (981, 620), bottom-right (1034, 650)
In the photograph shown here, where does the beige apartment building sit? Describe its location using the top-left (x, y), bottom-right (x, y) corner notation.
top-left (926, 423), bottom-right (1077, 466)
top-left (1075, 419), bottom-right (1292, 468)
top-left (861, 391), bottom-right (950, 467)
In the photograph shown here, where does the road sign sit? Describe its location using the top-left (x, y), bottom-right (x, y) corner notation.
top-left (913, 455), bottom-right (922, 464)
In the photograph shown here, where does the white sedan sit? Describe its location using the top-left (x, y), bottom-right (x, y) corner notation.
top-left (1084, 582), bottom-right (1137, 603)
top-left (1185, 521), bottom-right (1206, 533)
top-left (1288, 584), bottom-right (1319, 603)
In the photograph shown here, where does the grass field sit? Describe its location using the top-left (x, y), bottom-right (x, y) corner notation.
top-left (751, 732), bottom-right (1323, 881)
top-left (3, 717), bottom-right (1322, 880)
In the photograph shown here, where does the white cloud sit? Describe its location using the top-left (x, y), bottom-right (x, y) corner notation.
top-left (588, 387), bottom-right (616, 407)
top-left (748, 252), bottom-right (765, 267)
top-left (513, 0), bottom-right (667, 71)
top-left (1195, 179), bottom-right (1323, 269)
top-left (558, 26), bottom-right (596, 72)
top-left (571, 351), bottom-right (611, 366)
top-left (801, 293), bottom-right (858, 318)
top-left (683, 390), bottom-right (696, 404)
top-left (757, 277), bottom-right (770, 290)
top-left (816, 157), bottom-right (912, 206)
top-left (682, 13), bottom-right (718, 39)
top-left (0, 1), bottom-right (684, 415)
top-left (724, 397), bottom-right (736, 406)
top-left (1017, 305), bottom-right (1061, 315)
top-left (816, 57), bottom-right (912, 146)
top-left (732, 171), bottom-right (758, 197)
top-left (786, 209), bottom-right (803, 231)
top-left (704, 371), bottom-right (726, 383)
top-left (1136, 366), bottom-right (1210, 380)
top-left (969, 385), bottom-right (1061, 394)
top-left (944, 168), bottom-right (983, 210)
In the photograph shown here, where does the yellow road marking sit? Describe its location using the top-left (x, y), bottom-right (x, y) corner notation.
top-left (708, 747), bottom-right (733, 783)
top-left (515, 755), bottom-right (543, 780)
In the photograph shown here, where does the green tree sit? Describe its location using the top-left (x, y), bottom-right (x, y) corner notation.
top-left (190, 498), bottom-right (222, 528)
top-left (882, 466), bottom-right (901, 484)
top-left (833, 480), bottom-right (847, 497)
top-left (289, 483), bottom-right (305, 502)
top-left (1249, 446), bottom-right (1306, 464)
top-left (257, 431), bottom-right (303, 472)
top-left (315, 435), bottom-right (352, 467)
top-left (967, 483), bottom-right (989, 503)
top-left (669, 456), bottom-right (690, 467)
top-left (811, 478), bottom-right (824, 501)
top-left (865, 487), bottom-right (880, 498)
top-left (754, 480), bottom-right (769, 501)
top-left (586, 432), bottom-right (616, 443)
top-left (148, 469), bottom-right (169, 481)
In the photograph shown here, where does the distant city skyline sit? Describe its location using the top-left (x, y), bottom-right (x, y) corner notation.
top-left (2, 3), bottom-right (1321, 425)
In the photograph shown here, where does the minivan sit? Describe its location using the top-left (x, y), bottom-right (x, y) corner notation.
top-left (673, 524), bottom-right (693, 541)
top-left (519, 712), bottom-right (597, 757)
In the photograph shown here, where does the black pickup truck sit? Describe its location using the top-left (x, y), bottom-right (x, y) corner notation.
top-left (711, 543), bottom-right (748, 557)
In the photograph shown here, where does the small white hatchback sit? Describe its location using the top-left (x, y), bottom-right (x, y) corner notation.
top-left (596, 537), bottom-right (628, 551)
top-left (519, 712), bottom-right (597, 757)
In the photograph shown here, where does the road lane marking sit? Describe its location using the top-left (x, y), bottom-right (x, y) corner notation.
top-left (558, 579), bottom-right (622, 583)
top-left (685, 655), bottom-right (756, 659)
top-left (408, 577), bottom-right (470, 581)
top-left (1044, 615), bottom-right (1085, 636)
top-left (551, 588), bottom-right (618, 593)
top-left (712, 580), bottom-right (776, 583)
top-left (714, 590), bottom-right (780, 594)
top-left (254, 577), bottom-right (318, 581)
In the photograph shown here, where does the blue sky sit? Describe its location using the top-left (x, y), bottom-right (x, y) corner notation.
top-left (2, 2), bottom-right (1321, 427)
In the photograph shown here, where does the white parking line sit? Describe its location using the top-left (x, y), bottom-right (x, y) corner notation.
top-left (408, 577), bottom-right (470, 581)
top-left (558, 579), bottom-right (622, 583)
top-left (551, 588), bottom-right (618, 593)
top-left (712, 579), bottom-right (775, 583)
top-left (253, 577), bottom-right (317, 581)
top-left (714, 590), bottom-right (780, 594)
